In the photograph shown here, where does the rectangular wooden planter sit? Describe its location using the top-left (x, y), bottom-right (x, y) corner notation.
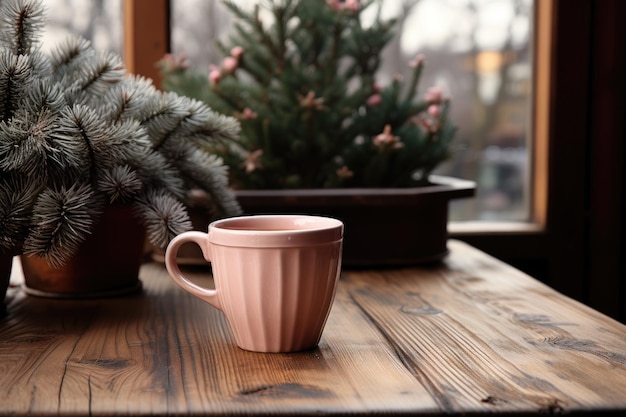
top-left (235, 176), bottom-right (475, 266)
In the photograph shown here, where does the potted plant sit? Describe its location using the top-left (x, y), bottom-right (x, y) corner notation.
top-left (159, 0), bottom-right (474, 265)
top-left (0, 0), bottom-right (241, 302)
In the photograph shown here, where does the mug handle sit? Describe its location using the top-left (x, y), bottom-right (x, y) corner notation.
top-left (164, 231), bottom-right (222, 310)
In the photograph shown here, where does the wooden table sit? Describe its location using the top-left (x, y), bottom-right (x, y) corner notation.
top-left (1, 240), bottom-right (625, 416)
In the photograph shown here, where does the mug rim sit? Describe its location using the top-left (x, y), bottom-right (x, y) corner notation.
top-left (208, 214), bottom-right (344, 248)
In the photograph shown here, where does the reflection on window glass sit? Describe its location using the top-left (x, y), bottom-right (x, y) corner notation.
top-left (171, 0), bottom-right (533, 222)
top-left (40, 0), bottom-right (122, 55)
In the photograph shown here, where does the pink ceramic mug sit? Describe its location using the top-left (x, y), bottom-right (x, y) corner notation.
top-left (164, 215), bottom-right (344, 353)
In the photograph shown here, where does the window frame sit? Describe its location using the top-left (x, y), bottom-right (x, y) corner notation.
top-left (123, 0), bottom-right (170, 87)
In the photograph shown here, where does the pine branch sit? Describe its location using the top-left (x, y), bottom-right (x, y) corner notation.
top-left (23, 183), bottom-right (100, 268)
top-left (0, 50), bottom-right (32, 121)
top-left (134, 189), bottom-right (192, 249)
top-left (75, 51), bottom-right (125, 97)
top-left (137, 91), bottom-right (240, 153)
top-left (0, 109), bottom-right (73, 181)
top-left (178, 150), bottom-right (241, 217)
top-left (97, 165), bottom-right (143, 204)
top-left (128, 148), bottom-right (186, 200)
top-left (49, 35), bottom-right (93, 76)
top-left (0, 175), bottom-right (40, 253)
top-left (0, 0), bottom-right (44, 56)
top-left (101, 75), bottom-right (158, 124)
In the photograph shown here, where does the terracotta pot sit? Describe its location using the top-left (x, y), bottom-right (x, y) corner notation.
top-left (21, 205), bottom-right (145, 298)
top-left (235, 176), bottom-right (475, 266)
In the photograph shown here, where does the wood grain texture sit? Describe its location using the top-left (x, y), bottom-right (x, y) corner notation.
top-left (342, 242), bottom-right (626, 414)
top-left (0, 240), bottom-right (625, 416)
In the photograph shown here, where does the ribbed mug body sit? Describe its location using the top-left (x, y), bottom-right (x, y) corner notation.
top-left (211, 241), bottom-right (342, 352)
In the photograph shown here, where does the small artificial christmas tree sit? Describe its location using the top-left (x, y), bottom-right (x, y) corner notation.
top-left (0, 0), bottom-right (241, 267)
top-left (159, 0), bottom-right (456, 190)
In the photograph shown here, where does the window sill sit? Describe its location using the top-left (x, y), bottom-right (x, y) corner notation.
top-left (449, 221), bottom-right (548, 260)
top-left (449, 221), bottom-right (545, 236)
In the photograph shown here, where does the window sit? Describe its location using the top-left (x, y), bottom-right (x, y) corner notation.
top-left (169, 0), bottom-right (535, 223)
top-left (45, 0), bottom-right (545, 230)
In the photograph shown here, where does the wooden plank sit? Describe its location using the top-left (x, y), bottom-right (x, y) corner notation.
top-left (342, 240), bottom-right (626, 414)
